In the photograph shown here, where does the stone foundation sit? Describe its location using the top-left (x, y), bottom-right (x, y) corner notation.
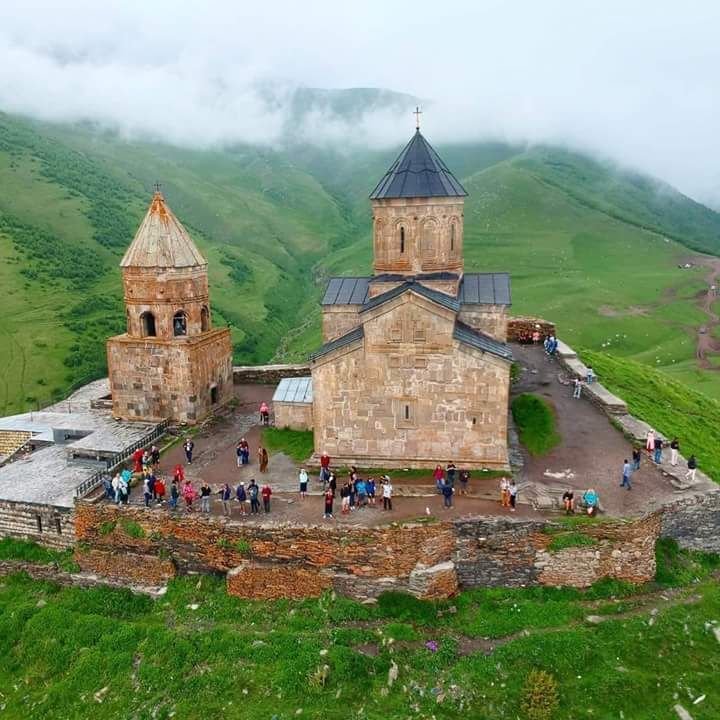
top-left (0, 500), bottom-right (74, 550)
top-left (227, 562), bottom-right (332, 600)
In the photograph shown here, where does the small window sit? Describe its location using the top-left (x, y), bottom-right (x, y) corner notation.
top-left (414, 356), bottom-right (427, 369)
top-left (472, 417), bottom-right (477, 426)
top-left (404, 405), bottom-right (410, 420)
top-left (173, 311), bottom-right (187, 337)
top-left (397, 399), bottom-right (416, 428)
top-left (36, 515), bottom-right (42, 533)
top-left (390, 327), bottom-right (402, 343)
top-left (450, 223), bottom-right (456, 251)
top-left (55, 518), bottom-right (62, 535)
top-left (400, 226), bottom-right (405, 254)
top-left (413, 325), bottom-right (426, 343)
top-left (201, 306), bottom-right (210, 332)
top-left (140, 312), bottom-right (156, 338)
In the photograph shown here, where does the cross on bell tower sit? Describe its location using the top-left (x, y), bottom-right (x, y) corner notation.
top-left (414, 106), bottom-right (422, 130)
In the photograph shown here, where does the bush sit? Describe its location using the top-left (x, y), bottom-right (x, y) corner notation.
top-left (521, 669), bottom-right (560, 720)
top-left (511, 394), bottom-right (561, 455)
top-left (120, 520), bottom-right (145, 539)
top-left (234, 539), bottom-right (251, 555)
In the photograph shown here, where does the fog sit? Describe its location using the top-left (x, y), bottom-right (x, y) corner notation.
top-left (1, 0), bottom-right (719, 204)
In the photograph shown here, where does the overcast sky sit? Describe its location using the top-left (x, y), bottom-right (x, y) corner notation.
top-left (1, 0), bottom-right (719, 204)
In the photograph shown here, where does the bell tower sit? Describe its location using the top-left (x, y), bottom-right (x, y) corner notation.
top-left (368, 118), bottom-right (467, 298)
top-left (106, 191), bottom-right (233, 424)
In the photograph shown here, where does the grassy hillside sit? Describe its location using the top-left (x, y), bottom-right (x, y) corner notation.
top-left (0, 542), bottom-right (718, 719)
top-left (3, 105), bottom-right (720, 413)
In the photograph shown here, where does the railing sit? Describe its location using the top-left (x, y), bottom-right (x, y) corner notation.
top-left (74, 419), bottom-right (171, 499)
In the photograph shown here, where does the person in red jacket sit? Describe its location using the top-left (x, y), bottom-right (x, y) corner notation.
top-left (132, 447), bottom-right (145, 474)
top-left (154, 478), bottom-right (166, 505)
top-left (261, 483), bottom-right (272, 513)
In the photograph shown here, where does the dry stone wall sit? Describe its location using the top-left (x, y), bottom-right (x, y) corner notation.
top-left (0, 500), bottom-right (74, 550)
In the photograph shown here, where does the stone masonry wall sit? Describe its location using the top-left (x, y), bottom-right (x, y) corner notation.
top-left (233, 363), bottom-right (311, 385)
top-left (507, 317), bottom-right (556, 342)
top-left (274, 401), bottom-right (313, 431)
top-left (660, 491), bottom-right (720, 553)
top-left (0, 500), bottom-right (74, 550)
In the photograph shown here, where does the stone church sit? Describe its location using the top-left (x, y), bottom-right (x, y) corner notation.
top-left (106, 191), bottom-right (233, 424)
top-left (300, 128), bottom-right (513, 469)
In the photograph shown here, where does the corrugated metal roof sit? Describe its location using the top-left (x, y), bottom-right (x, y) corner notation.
top-left (369, 130), bottom-right (468, 200)
top-left (453, 321), bottom-right (513, 361)
top-left (321, 277), bottom-right (370, 305)
top-left (458, 273), bottom-right (512, 306)
top-left (360, 281), bottom-right (460, 314)
top-left (272, 377), bottom-right (313, 404)
top-left (120, 192), bottom-right (207, 269)
top-left (309, 326), bottom-right (364, 361)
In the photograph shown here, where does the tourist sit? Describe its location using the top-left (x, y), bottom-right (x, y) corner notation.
top-left (572, 378), bottom-right (582, 399)
top-left (184, 438), bottom-right (194, 464)
top-left (654, 435), bottom-right (663, 465)
top-left (329, 472), bottom-right (337, 498)
top-left (151, 445), bottom-right (161, 468)
top-left (446, 461), bottom-right (457, 488)
top-left (532, 325), bottom-right (541, 344)
top-left (248, 480), bottom-right (260, 514)
top-left (459, 469), bottom-right (470, 495)
top-left (508, 479), bottom-right (518, 512)
top-left (200, 481), bottom-right (212, 513)
top-left (259, 401), bottom-right (270, 426)
top-left (112, 473), bottom-right (121, 504)
top-left (132, 447), bottom-right (145, 474)
top-left (500, 476), bottom-right (510, 508)
top-left (298, 468), bottom-right (309, 498)
top-left (324, 486), bottom-right (334, 519)
top-left (433, 464), bottom-right (444, 493)
top-left (169, 479), bottom-right (179, 510)
top-left (621, 459), bottom-right (632, 490)
top-left (367, 476), bottom-right (376, 506)
top-left (382, 476), bottom-right (393, 511)
top-left (319, 451), bottom-right (331, 484)
top-left (142, 450), bottom-right (152, 473)
top-left (586, 365), bottom-right (595, 384)
top-left (670, 438), bottom-right (680, 466)
top-left (155, 477), bottom-right (166, 504)
top-left (686, 455), bottom-right (698, 483)
top-left (238, 437), bottom-right (250, 465)
top-left (258, 446), bottom-right (269, 473)
top-left (102, 475), bottom-right (114, 501)
top-left (545, 335), bottom-right (558, 358)
top-left (582, 488), bottom-right (599, 516)
top-left (236, 482), bottom-right (248, 515)
top-left (562, 489), bottom-right (574, 514)
top-left (442, 481), bottom-right (454, 509)
top-left (235, 441), bottom-right (243, 468)
top-left (645, 429), bottom-right (655, 457)
top-left (261, 483), bottom-right (272, 513)
top-left (356, 477), bottom-right (367, 508)
top-left (182, 479), bottom-right (196, 511)
top-left (347, 472), bottom-right (355, 510)
top-left (143, 474), bottom-right (152, 508)
top-left (218, 483), bottom-right (232, 516)
top-left (173, 464), bottom-right (185, 484)
top-left (632, 448), bottom-right (641, 472)
top-left (340, 482), bottom-right (351, 514)
top-left (118, 475), bottom-right (130, 505)
top-left (147, 472), bottom-right (156, 501)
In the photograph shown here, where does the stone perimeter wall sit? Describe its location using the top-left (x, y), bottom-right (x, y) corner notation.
top-left (73, 501), bottom-right (660, 600)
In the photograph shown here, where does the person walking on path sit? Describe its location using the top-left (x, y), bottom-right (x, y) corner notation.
top-left (500, 477), bottom-right (510, 508)
top-left (670, 438), bottom-right (680, 466)
top-left (621, 459), bottom-right (632, 490)
top-left (572, 378), bottom-right (582, 399)
top-left (319, 452), bottom-right (331, 485)
top-left (182, 479), bottom-right (196, 511)
top-left (184, 438), bottom-right (194, 464)
top-left (654, 436), bottom-right (663, 465)
top-left (508, 479), bottom-right (518, 512)
top-left (446, 462), bottom-right (457, 488)
top-left (248, 480), bottom-right (260, 514)
top-left (433, 464), bottom-right (444, 494)
top-left (459, 469), bottom-right (470, 495)
top-left (258, 447), bottom-right (269, 473)
top-left (367, 477), bottom-right (376, 506)
top-left (645, 429), bottom-right (655, 457)
top-left (259, 401), bottom-right (270, 426)
top-left (143, 475), bottom-right (152, 508)
top-left (218, 483), bottom-right (232, 516)
top-left (329, 472), bottom-right (337, 499)
top-left (151, 445), bottom-right (161, 469)
top-left (323, 487), bottom-right (334, 519)
top-left (686, 455), bottom-right (698, 483)
top-left (586, 365), bottom-right (595, 384)
top-left (382, 477), bottom-right (393, 511)
top-left (298, 468), bottom-right (308, 499)
top-left (261, 483), bottom-right (272, 513)
top-left (239, 438), bottom-right (250, 465)
top-left (200, 481), bottom-right (212, 513)
top-left (236, 482), bottom-right (248, 515)
top-left (340, 482), bottom-right (351, 514)
top-left (632, 448), bottom-right (641, 472)
top-left (169, 479), bottom-right (180, 510)
top-left (236, 442), bottom-right (243, 468)
top-left (442, 481), bottom-right (454, 509)
top-left (155, 477), bottom-right (166, 505)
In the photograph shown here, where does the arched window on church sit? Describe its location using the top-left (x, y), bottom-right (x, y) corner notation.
top-left (201, 306), bottom-right (210, 332)
top-left (140, 311), bottom-right (156, 338)
top-left (450, 223), bottom-right (456, 252)
top-left (400, 226), bottom-right (405, 254)
top-left (173, 311), bottom-right (187, 337)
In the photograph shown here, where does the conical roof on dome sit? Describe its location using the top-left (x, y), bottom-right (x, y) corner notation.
top-left (369, 129), bottom-right (467, 200)
top-left (120, 192), bottom-right (207, 269)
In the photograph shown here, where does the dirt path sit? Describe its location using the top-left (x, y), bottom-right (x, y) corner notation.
top-left (693, 256), bottom-right (720, 369)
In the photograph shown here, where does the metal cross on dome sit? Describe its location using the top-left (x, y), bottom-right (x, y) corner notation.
top-left (414, 106), bottom-right (422, 130)
top-left (153, 181), bottom-right (162, 193)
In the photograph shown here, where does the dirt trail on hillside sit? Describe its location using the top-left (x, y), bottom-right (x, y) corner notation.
top-left (693, 256), bottom-right (720, 369)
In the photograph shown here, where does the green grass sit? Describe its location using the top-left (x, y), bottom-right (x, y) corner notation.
top-left (546, 532), bottom-right (598, 553)
top-left (261, 427), bottom-right (314, 462)
top-left (511, 393), bottom-right (561, 455)
top-left (0, 538), bottom-right (79, 573)
top-left (0, 541), bottom-right (718, 719)
top-left (581, 349), bottom-right (720, 481)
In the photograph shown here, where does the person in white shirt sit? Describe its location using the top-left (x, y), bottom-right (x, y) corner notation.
top-left (382, 477), bottom-right (393, 511)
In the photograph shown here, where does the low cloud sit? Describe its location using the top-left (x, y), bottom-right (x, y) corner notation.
top-left (1, 0), bottom-right (719, 204)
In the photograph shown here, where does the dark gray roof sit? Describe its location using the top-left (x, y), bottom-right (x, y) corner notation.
top-left (309, 326), bottom-right (364, 361)
top-left (361, 281), bottom-right (460, 314)
top-left (370, 130), bottom-right (468, 200)
top-left (458, 273), bottom-right (512, 306)
top-left (372, 271), bottom-right (459, 283)
top-left (321, 277), bottom-right (370, 305)
top-left (454, 321), bottom-right (513, 361)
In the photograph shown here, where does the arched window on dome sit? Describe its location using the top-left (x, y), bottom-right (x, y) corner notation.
top-left (400, 226), bottom-right (405, 254)
top-left (140, 311), bottom-right (156, 338)
top-left (450, 223), bottom-right (456, 252)
top-left (173, 311), bottom-right (188, 337)
top-left (201, 306), bottom-right (210, 332)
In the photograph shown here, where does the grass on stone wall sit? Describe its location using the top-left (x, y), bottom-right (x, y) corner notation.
top-left (511, 393), bottom-right (561, 456)
top-left (0, 538), bottom-right (79, 572)
top-left (546, 533), bottom-right (598, 553)
top-left (262, 427), bottom-right (315, 463)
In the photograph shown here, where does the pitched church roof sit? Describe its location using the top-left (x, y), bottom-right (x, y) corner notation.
top-left (120, 192), bottom-right (207, 269)
top-left (360, 280), bottom-right (461, 314)
top-left (369, 130), bottom-right (468, 200)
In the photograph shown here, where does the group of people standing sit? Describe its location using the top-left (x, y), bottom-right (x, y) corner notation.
top-left (433, 463), bottom-right (471, 509)
top-left (641, 430), bottom-right (697, 482)
top-left (235, 438), bottom-right (269, 473)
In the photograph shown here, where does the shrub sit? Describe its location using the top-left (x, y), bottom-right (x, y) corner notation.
top-left (120, 520), bottom-right (145, 539)
top-left (216, 538), bottom-right (231, 549)
top-left (98, 521), bottom-right (116, 536)
top-left (520, 669), bottom-right (560, 720)
top-left (234, 539), bottom-right (251, 555)
top-left (511, 394), bottom-right (561, 455)
top-left (547, 533), bottom-right (598, 553)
